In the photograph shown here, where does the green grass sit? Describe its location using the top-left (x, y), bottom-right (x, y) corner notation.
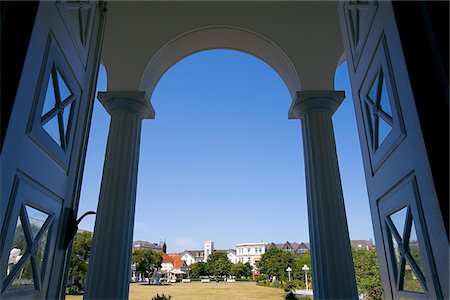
top-left (66, 282), bottom-right (284, 300)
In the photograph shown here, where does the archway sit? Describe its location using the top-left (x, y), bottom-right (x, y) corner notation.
top-left (85, 27), bottom-right (359, 298)
top-left (86, 19), bottom-right (357, 299)
top-left (139, 25), bottom-right (301, 100)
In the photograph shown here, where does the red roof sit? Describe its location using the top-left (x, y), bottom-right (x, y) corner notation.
top-left (162, 252), bottom-right (174, 264)
top-left (168, 254), bottom-right (185, 269)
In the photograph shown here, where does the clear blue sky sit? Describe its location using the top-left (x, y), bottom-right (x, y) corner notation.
top-left (78, 49), bottom-right (373, 253)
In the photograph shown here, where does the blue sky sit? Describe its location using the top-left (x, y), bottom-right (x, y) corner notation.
top-left (78, 49), bottom-right (373, 253)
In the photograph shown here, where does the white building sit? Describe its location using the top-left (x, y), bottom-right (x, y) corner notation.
top-left (204, 241), bottom-right (213, 261)
top-left (180, 240), bottom-right (264, 269)
top-left (160, 253), bottom-right (187, 279)
top-left (235, 243), bottom-right (266, 270)
top-left (180, 250), bottom-right (205, 266)
top-left (179, 241), bottom-right (214, 265)
top-left (226, 249), bottom-right (239, 264)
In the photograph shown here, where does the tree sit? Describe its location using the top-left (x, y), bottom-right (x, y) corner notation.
top-left (206, 251), bottom-right (232, 277)
top-left (68, 232), bottom-right (92, 289)
top-left (292, 252), bottom-right (312, 289)
top-left (352, 249), bottom-right (383, 300)
top-left (188, 262), bottom-right (208, 277)
top-left (132, 249), bottom-right (163, 284)
top-left (230, 262), bottom-right (252, 278)
top-left (257, 247), bottom-right (294, 282)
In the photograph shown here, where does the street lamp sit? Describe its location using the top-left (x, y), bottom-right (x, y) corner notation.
top-left (302, 264), bottom-right (310, 291)
top-left (286, 267), bottom-right (292, 281)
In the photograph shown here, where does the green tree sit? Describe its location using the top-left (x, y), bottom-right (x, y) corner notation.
top-left (230, 262), bottom-right (252, 278)
top-left (257, 247), bottom-right (294, 282)
top-left (292, 252), bottom-right (312, 288)
top-left (352, 249), bottom-right (383, 300)
top-left (132, 249), bottom-right (163, 284)
top-left (68, 231), bottom-right (92, 289)
top-left (188, 262), bottom-right (208, 277)
top-left (206, 251), bottom-right (232, 277)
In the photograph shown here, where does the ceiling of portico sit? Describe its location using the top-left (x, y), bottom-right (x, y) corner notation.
top-left (101, 1), bottom-right (344, 99)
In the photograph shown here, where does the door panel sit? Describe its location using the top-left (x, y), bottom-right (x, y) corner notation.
top-left (339, 1), bottom-right (447, 299)
top-left (1, 174), bottom-right (61, 299)
top-left (378, 175), bottom-right (440, 299)
top-left (0, 1), bottom-right (105, 298)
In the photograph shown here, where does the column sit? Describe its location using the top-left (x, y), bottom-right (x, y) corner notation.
top-left (84, 91), bottom-right (154, 299)
top-left (289, 91), bottom-right (358, 299)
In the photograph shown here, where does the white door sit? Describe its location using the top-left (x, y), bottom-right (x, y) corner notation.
top-left (339, 1), bottom-right (447, 299)
top-left (0, 2), bottom-right (105, 298)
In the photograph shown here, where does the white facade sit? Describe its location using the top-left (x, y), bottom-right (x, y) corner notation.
top-left (160, 262), bottom-right (174, 273)
top-left (227, 250), bottom-right (239, 264)
top-left (235, 242), bottom-right (266, 269)
top-left (180, 251), bottom-right (205, 265)
top-left (204, 240), bottom-right (214, 261)
top-left (180, 240), bottom-right (265, 268)
top-left (180, 252), bottom-right (197, 266)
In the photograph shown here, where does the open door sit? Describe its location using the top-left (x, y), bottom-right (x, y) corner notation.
top-left (339, 1), bottom-right (447, 299)
top-left (0, 2), bottom-right (105, 298)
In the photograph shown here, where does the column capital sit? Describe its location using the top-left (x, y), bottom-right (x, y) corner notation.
top-left (98, 91), bottom-right (155, 119)
top-left (288, 90), bottom-right (345, 119)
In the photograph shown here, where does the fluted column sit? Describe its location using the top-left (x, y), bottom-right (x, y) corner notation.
top-left (84, 91), bottom-right (154, 299)
top-left (289, 91), bottom-right (358, 299)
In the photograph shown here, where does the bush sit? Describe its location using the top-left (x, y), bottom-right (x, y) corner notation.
top-left (283, 280), bottom-right (303, 292)
top-left (152, 294), bottom-right (171, 300)
top-left (271, 281), bottom-right (282, 288)
top-left (235, 278), bottom-right (253, 282)
top-left (254, 274), bottom-right (268, 282)
top-left (65, 285), bottom-right (83, 295)
top-left (285, 291), bottom-right (298, 299)
top-left (189, 278), bottom-right (202, 281)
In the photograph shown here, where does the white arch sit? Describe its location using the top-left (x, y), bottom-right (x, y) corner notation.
top-left (139, 25), bottom-right (301, 100)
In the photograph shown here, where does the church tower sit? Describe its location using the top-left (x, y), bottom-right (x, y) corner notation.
top-left (204, 240), bottom-right (214, 262)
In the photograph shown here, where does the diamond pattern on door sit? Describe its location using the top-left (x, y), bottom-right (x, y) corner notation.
top-left (364, 69), bottom-right (394, 149)
top-left (386, 206), bottom-right (427, 294)
top-left (25, 205), bottom-right (50, 240)
top-left (347, 1), bottom-right (370, 47)
top-left (344, 1), bottom-right (378, 66)
top-left (56, 1), bottom-right (96, 66)
top-left (2, 205), bottom-right (53, 294)
top-left (357, 36), bottom-right (406, 172)
top-left (389, 206), bottom-right (407, 237)
top-left (40, 66), bottom-right (75, 150)
top-left (66, 1), bottom-right (94, 47)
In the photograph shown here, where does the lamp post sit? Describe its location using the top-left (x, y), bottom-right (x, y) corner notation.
top-left (302, 264), bottom-right (310, 291)
top-left (286, 267), bottom-right (292, 281)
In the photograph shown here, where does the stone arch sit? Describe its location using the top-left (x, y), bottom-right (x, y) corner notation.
top-left (139, 25), bottom-right (301, 100)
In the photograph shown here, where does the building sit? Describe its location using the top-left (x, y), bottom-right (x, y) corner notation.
top-left (268, 240), bottom-right (373, 254)
top-left (179, 250), bottom-right (205, 266)
top-left (226, 249), bottom-right (239, 264)
top-left (203, 241), bottom-right (213, 261)
top-left (132, 240), bottom-right (166, 253)
top-left (235, 243), bottom-right (266, 269)
top-left (350, 240), bottom-right (374, 251)
top-left (130, 240), bottom-right (167, 283)
top-left (161, 253), bottom-right (187, 280)
top-left (180, 241), bottom-right (228, 265)
top-left (268, 242), bottom-right (310, 255)
top-left (180, 240), bottom-right (264, 270)
top-left (1, 2), bottom-right (447, 299)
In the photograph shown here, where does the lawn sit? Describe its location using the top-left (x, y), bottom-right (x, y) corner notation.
top-left (66, 282), bottom-right (284, 300)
